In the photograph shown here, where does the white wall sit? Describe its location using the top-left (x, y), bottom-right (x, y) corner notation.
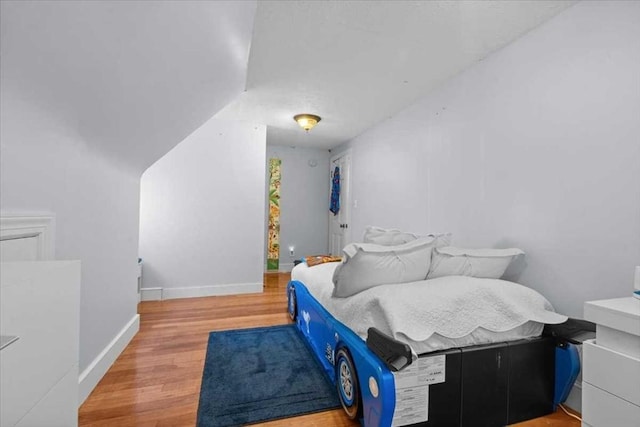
top-left (0, 85), bottom-right (140, 388)
top-left (265, 144), bottom-right (330, 270)
top-left (139, 119), bottom-right (267, 298)
top-left (336, 1), bottom-right (640, 318)
top-left (0, 0), bottom-right (257, 402)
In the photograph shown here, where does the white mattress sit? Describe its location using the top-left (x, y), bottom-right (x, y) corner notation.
top-left (292, 262), bottom-right (567, 354)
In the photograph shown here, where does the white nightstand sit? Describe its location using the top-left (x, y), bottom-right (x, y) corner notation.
top-left (582, 297), bottom-right (640, 427)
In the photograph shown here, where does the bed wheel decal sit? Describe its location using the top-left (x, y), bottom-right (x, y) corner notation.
top-left (335, 347), bottom-right (361, 419)
top-left (288, 286), bottom-right (297, 321)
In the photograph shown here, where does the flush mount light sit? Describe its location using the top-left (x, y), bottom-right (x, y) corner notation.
top-left (293, 114), bottom-right (321, 131)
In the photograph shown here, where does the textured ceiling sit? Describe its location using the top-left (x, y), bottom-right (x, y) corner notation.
top-left (217, 0), bottom-right (575, 149)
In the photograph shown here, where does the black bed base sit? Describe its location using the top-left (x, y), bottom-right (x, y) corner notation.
top-left (407, 337), bottom-right (555, 427)
top-left (366, 328), bottom-right (555, 426)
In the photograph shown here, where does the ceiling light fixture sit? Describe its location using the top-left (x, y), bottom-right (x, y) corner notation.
top-left (293, 114), bottom-right (321, 131)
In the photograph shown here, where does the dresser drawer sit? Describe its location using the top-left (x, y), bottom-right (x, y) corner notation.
top-left (0, 261), bottom-right (80, 427)
top-left (583, 339), bottom-right (640, 405)
top-left (582, 382), bottom-right (640, 427)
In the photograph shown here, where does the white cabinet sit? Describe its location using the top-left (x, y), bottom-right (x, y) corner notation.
top-left (582, 297), bottom-right (640, 427)
top-left (1, 261), bottom-right (80, 427)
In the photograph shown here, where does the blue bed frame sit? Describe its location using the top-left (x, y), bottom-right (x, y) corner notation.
top-left (288, 280), bottom-right (395, 425)
top-left (287, 279), bottom-right (580, 427)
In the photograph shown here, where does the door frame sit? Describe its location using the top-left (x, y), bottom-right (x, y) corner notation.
top-left (328, 149), bottom-right (352, 254)
top-left (0, 213), bottom-right (55, 261)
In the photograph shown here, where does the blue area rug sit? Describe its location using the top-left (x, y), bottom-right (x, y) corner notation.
top-left (196, 324), bottom-right (341, 427)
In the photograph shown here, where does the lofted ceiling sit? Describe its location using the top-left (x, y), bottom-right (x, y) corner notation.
top-left (217, 0), bottom-right (576, 149)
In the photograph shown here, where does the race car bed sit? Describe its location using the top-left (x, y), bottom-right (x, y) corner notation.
top-left (287, 258), bottom-right (579, 427)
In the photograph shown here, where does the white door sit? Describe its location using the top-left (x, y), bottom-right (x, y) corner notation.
top-left (329, 151), bottom-right (352, 255)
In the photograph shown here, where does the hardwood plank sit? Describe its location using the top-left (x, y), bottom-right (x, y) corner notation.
top-left (79, 272), bottom-right (580, 426)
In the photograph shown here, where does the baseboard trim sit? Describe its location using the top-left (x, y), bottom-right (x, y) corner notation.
top-left (564, 381), bottom-right (582, 413)
top-left (140, 287), bottom-right (163, 301)
top-left (78, 314), bottom-right (140, 405)
top-left (161, 282), bottom-right (263, 300)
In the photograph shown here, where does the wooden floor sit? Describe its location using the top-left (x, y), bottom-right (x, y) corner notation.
top-left (79, 273), bottom-right (581, 427)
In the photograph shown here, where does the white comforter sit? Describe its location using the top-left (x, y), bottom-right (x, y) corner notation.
top-left (292, 262), bottom-right (567, 353)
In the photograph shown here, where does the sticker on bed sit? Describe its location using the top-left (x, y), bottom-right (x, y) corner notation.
top-left (390, 355), bottom-right (446, 426)
top-left (391, 363), bottom-right (429, 426)
top-left (391, 384), bottom-right (428, 426)
top-left (325, 343), bottom-right (334, 365)
top-left (396, 355), bottom-right (446, 388)
top-left (420, 355), bottom-right (446, 385)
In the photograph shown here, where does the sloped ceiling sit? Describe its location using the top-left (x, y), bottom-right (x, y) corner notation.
top-left (2, 1), bottom-right (576, 170)
top-left (217, 0), bottom-right (575, 149)
top-left (0, 0), bottom-right (257, 172)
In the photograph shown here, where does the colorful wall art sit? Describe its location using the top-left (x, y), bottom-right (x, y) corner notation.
top-left (267, 158), bottom-right (281, 270)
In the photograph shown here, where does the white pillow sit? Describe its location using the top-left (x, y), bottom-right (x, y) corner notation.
top-left (332, 237), bottom-right (436, 298)
top-left (362, 226), bottom-right (451, 247)
top-left (427, 246), bottom-right (524, 280)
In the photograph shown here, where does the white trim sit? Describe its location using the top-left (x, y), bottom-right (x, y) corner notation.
top-left (161, 282), bottom-right (263, 300)
top-left (78, 314), bottom-right (140, 405)
top-left (564, 381), bottom-right (582, 413)
top-left (140, 287), bottom-right (163, 301)
top-left (1, 213), bottom-right (55, 260)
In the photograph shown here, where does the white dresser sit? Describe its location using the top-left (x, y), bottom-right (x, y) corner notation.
top-left (582, 297), bottom-right (640, 427)
top-left (1, 261), bottom-right (80, 427)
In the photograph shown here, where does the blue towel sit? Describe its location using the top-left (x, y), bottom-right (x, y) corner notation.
top-left (330, 166), bottom-right (340, 215)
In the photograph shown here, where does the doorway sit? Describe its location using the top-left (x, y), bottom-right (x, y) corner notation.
top-left (328, 150), bottom-right (352, 255)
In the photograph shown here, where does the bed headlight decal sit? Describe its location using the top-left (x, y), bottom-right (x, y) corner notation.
top-left (301, 310), bottom-right (311, 334)
top-left (368, 376), bottom-right (379, 398)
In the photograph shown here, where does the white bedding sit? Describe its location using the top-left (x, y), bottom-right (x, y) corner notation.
top-left (291, 262), bottom-right (567, 354)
